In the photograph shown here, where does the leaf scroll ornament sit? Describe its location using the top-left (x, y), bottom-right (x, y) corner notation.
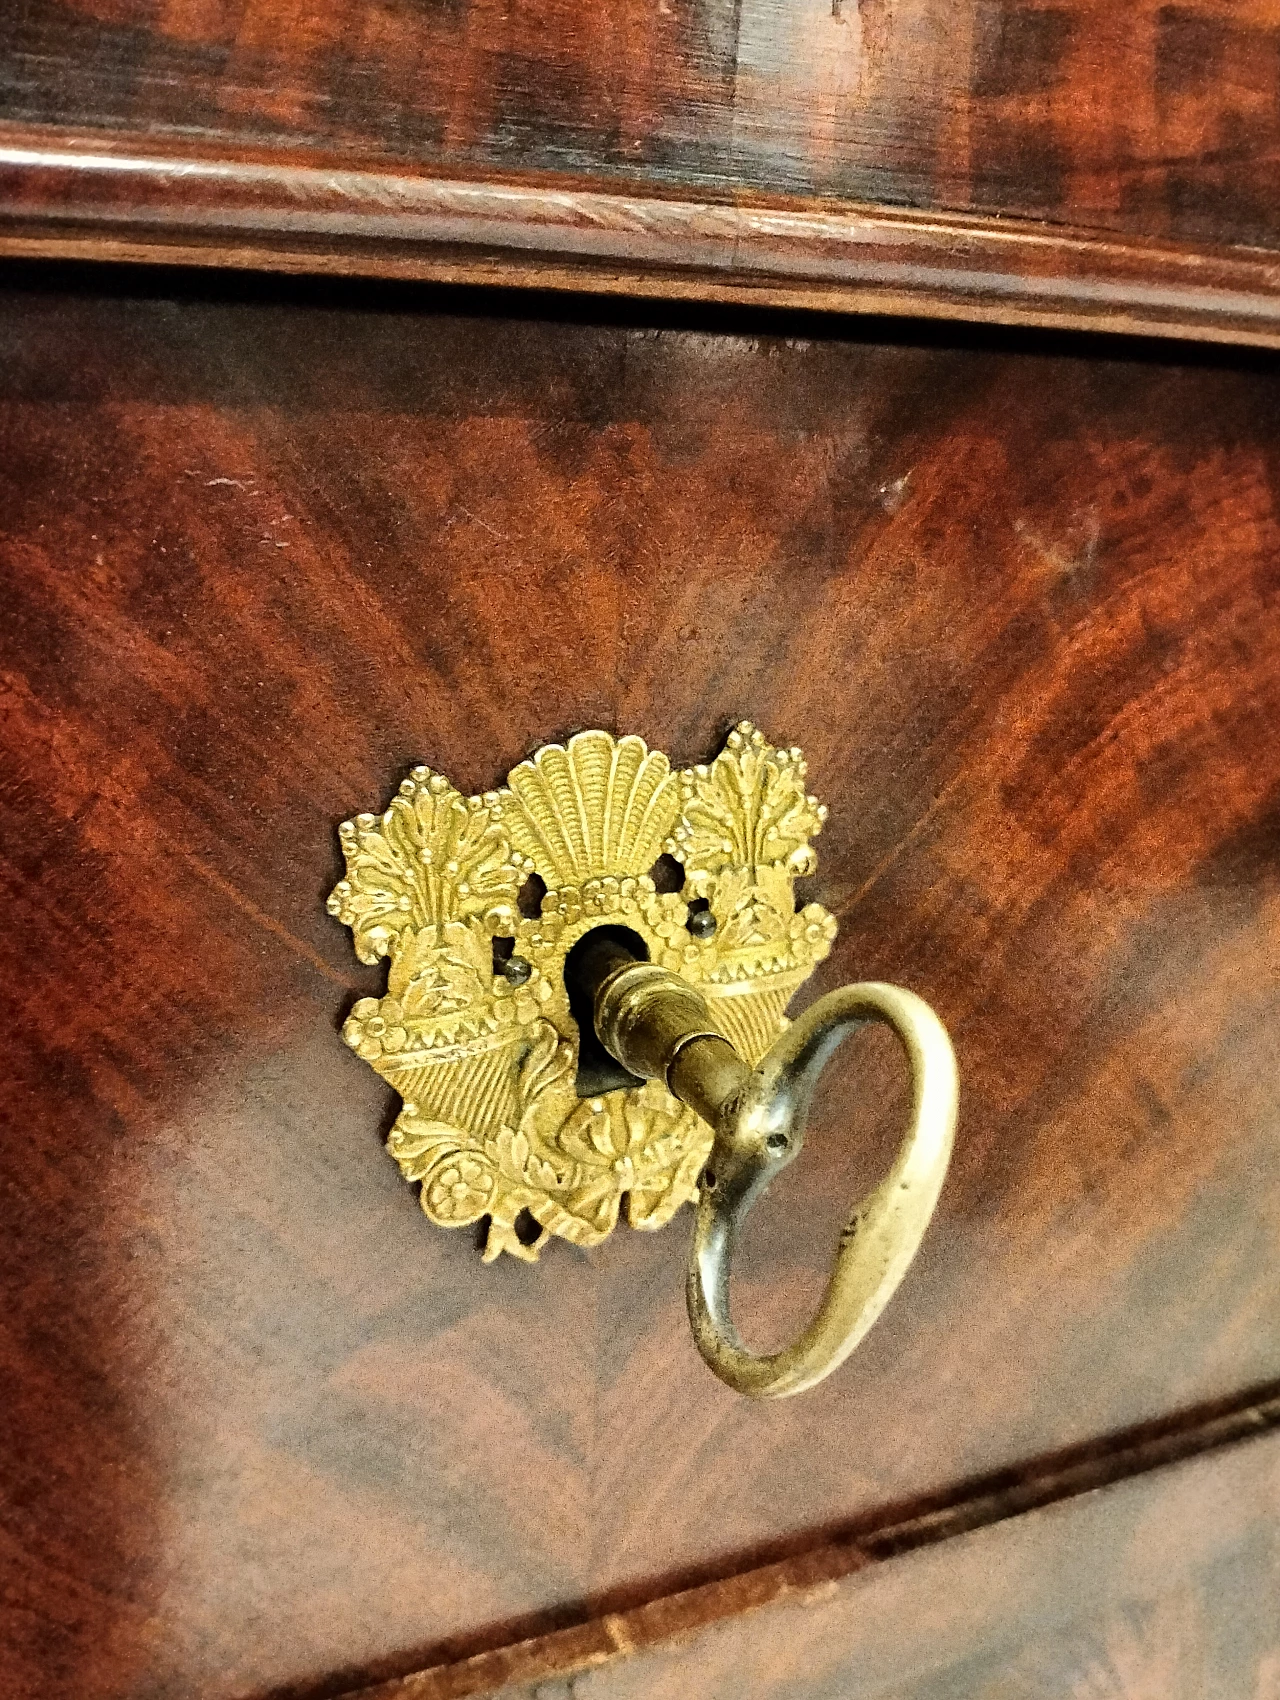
top-left (327, 767), bottom-right (530, 963)
top-left (668, 721), bottom-right (828, 885)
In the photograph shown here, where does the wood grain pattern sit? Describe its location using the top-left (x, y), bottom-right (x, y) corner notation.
top-left (340, 1384), bottom-right (1280, 1698)
top-left (2, 277), bottom-right (1280, 1698)
top-left (468, 1419), bottom-right (1280, 1700)
top-left (4, 0), bottom-right (1280, 244)
top-left (6, 0), bottom-right (1280, 334)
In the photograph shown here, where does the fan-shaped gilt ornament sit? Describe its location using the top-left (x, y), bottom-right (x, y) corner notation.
top-left (329, 725), bottom-right (837, 1262)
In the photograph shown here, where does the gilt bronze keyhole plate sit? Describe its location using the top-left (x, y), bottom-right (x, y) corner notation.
top-left (329, 725), bottom-right (836, 1262)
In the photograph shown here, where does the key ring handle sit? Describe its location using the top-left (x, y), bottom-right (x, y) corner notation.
top-left (686, 982), bottom-right (958, 1399)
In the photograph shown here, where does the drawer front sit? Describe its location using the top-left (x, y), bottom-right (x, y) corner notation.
top-left (2, 283), bottom-right (1278, 1698)
top-left (486, 1423), bottom-right (1280, 1700)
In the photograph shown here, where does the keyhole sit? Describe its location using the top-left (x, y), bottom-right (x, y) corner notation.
top-left (562, 925), bottom-right (649, 1097)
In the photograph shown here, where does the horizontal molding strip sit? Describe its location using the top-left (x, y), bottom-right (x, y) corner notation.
top-left (3, 125), bottom-right (1280, 345)
top-left (337, 1380), bottom-right (1280, 1700)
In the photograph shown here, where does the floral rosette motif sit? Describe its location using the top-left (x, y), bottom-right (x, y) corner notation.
top-left (329, 725), bottom-right (836, 1259)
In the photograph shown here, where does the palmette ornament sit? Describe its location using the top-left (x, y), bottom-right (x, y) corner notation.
top-left (328, 725), bottom-right (836, 1262)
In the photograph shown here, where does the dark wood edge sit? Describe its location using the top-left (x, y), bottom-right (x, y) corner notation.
top-left (4, 124), bottom-right (1280, 345)
top-left (330, 1382), bottom-right (1280, 1700)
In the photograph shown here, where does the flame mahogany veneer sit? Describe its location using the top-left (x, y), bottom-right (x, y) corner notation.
top-left (1, 278), bottom-right (1279, 1697)
top-left (6, 0), bottom-right (1280, 340)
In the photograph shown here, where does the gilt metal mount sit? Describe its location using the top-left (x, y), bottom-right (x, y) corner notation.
top-left (329, 724), bottom-right (837, 1263)
top-left (331, 722), bottom-right (958, 1398)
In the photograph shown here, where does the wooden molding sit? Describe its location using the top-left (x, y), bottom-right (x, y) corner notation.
top-left (4, 125), bottom-right (1280, 345)
top-left (343, 1384), bottom-right (1280, 1699)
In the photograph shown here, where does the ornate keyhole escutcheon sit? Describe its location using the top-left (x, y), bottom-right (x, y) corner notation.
top-left (329, 723), bottom-right (958, 1397)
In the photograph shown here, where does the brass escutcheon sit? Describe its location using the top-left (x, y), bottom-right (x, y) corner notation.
top-left (329, 723), bottom-right (958, 1396)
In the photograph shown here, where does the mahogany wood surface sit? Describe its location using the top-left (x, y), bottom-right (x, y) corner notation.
top-left (2, 272), bottom-right (1280, 1697)
top-left (4, 0), bottom-right (1280, 245)
top-left (6, 1), bottom-right (1280, 339)
top-left (346, 1384), bottom-right (1280, 1698)
top-left (477, 1421), bottom-right (1280, 1700)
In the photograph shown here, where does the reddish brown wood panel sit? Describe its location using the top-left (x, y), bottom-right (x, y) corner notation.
top-left (7, 2), bottom-right (1280, 342)
top-left (472, 1425), bottom-right (1280, 1700)
top-left (4, 0), bottom-right (1280, 250)
top-left (2, 278), bottom-right (1280, 1699)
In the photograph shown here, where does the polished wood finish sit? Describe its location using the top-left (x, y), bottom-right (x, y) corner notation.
top-left (347, 1385), bottom-right (1280, 1698)
top-left (3, 276), bottom-right (1280, 1697)
top-left (476, 1421), bottom-right (1280, 1700)
top-left (6, 0), bottom-right (1280, 339)
top-left (4, 0), bottom-right (1280, 242)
